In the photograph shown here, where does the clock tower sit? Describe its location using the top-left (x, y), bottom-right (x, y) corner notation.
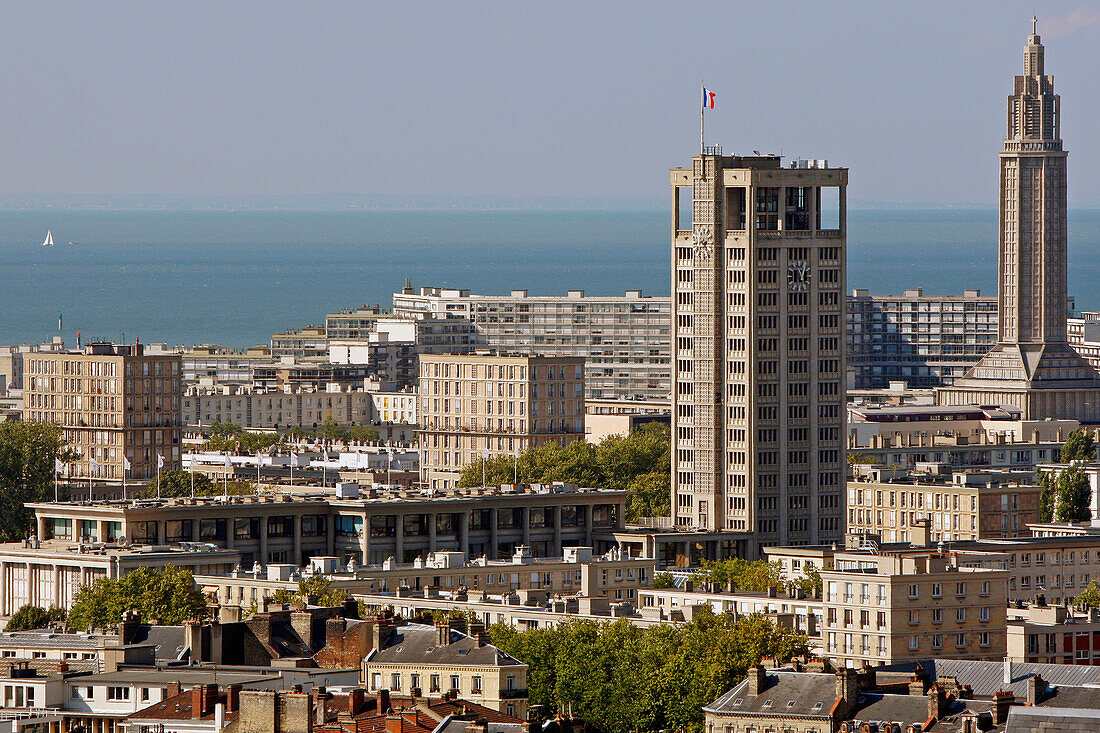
top-left (670, 152), bottom-right (848, 557)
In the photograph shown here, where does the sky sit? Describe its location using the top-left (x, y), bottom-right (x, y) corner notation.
top-left (3, 1), bottom-right (1100, 207)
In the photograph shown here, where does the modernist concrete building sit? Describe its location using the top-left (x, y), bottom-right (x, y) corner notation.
top-left (938, 24), bottom-right (1100, 421)
top-left (28, 483), bottom-right (627, 568)
top-left (392, 286), bottom-right (671, 402)
top-left (848, 288), bottom-right (998, 388)
top-left (22, 342), bottom-right (182, 481)
top-left (669, 153), bottom-right (847, 554)
top-left (417, 353), bottom-right (585, 489)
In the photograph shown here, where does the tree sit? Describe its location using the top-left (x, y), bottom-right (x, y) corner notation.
top-left (652, 572), bottom-right (675, 589)
top-left (1062, 428), bottom-right (1097, 462)
top-left (1055, 465), bottom-right (1092, 522)
top-left (487, 610), bottom-right (807, 733)
top-left (700, 559), bottom-right (783, 592)
top-left (1038, 471), bottom-right (1057, 522)
top-left (0, 421), bottom-right (76, 542)
top-left (272, 576), bottom-right (349, 608)
top-left (4, 604), bottom-right (65, 632)
top-left (1076, 581), bottom-right (1100, 608)
top-left (68, 566), bottom-right (206, 629)
top-left (140, 470), bottom-right (253, 499)
top-left (456, 424), bottom-right (671, 521)
top-left (794, 563), bottom-right (823, 596)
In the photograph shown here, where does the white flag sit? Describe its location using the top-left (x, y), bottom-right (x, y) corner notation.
top-left (224, 453), bottom-right (233, 468)
top-left (387, 447), bottom-right (394, 464)
top-left (157, 454), bottom-right (165, 469)
top-left (88, 457), bottom-right (101, 474)
top-left (123, 456), bottom-right (131, 471)
top-left (290, 452), bottom-right (299, 468)
top-left (54, 458), bottom-right (64, 474)
top-left (482, 448), bottom-right (490, 460)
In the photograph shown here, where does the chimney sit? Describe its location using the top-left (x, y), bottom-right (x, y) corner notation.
top-left (1027, 674), bottom-right (1045, 705)
top-left (746, 665), bottom-right (767, 696)
top-left (908, 668), bottom-right (929, 696)
top-left (378, 689), bottom-right (392, 714)
top-left (290, 611), bottom-right (316, 650)
top-left (927, 685), bottom-right (948, 721)
top-left (191, 684), bottom-right (216, 719)
top-left (226, 684), bottom-right (241, 713)
top-left (993, 690), bottom-right (1014, 725)
top-left (118, 609), bottom-right (141, 645)
top-left (167, 681), bottom-right (182, 699)
top-left (219, 605), bottom-right (243, 623)
top-left (1003, 657), bottom-right (1013, 685)
top-left (836, 668), bottom-right (859, 712)
top-left (436, 620), bottom-right (451, 646)
top-left (385, 716), bottom-right (404, 733)
top-left (372, 617), bottom-right (395, 651)
top-left (348, 688), bottom-right (366, 716)
top-left (184, 620), bottom-right (204, 663)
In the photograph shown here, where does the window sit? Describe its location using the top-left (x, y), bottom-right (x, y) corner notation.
top-left (472, 676), bottom-right (482, 694)
top-left (956, 633), bottom-right (967, 648)
top-left (141, 688), bottom-right (151, 702)
top-left (979, 607), bottom-right (990, 622)
top-left (932, 634), bottom-right (942, 650)
top-left (979, 632), bottom-right (990, 648)
top-left (955, 582), bottom-right (966, 597)
top-left (931, 583), bottom-right (942, 599)
top-left (908, 584), bottom-right (918, 599)
top-left (107, 686), bottom-right (129, 701)
top-left (371, 673), bottom-right (381, 690)
top-left (430, 675), bottom-right (441, 693)
top-left (956, 608), bottom-right (966, 623)
top-left (932, 609), bottom-right (942, 624)
top-left (391, 673), bottom-right (401, 691)
top-left (450, 675), bottom-right (460, 692)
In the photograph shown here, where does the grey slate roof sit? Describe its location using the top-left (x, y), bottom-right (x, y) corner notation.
top-left (371, 624), bottom-right (524, 668)
top-left (128, 625), bottom-right (188, 663)
top-left (705, 670), bottom-right (837, 719)
top-left (1005, 706), bottom-right (1100, 733)
top-left (877, 659), bottom-right (1100, 700)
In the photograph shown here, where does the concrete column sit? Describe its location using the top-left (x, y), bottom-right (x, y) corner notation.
top-left (293, 514), bottom-right (302, 566)
top-left (53, 565), bottom-right (61, 608)
top-left (489, 508), bottom-right (499, 559)
top-left (259, 519), bottom-right (269, 566)
top-left (522, 507), bottom-right (531, 547)
top-left (226, 519), bottom-right (235, 550)
top-left (584, 506), bottom-right (594, 547)
top-left (552, 506), bottom-right (562, 555)
top-left (96, 520), bottom-right (107, 543)
top-left (459, 512), bottom-right (470, 558)
top-left (36, 516), bottom-right (47, 539)
top-left (395, 514), bottom-right (405, 563)
top-left (428, 513), bottom-right (438, 552)
top-left (360, 519), bottom-right (370, 565)
top-left (326, 516), bottom-right (335, 556)
top-left (157, 520), bottom-right (166, 544)
top-left (190, 518), bottom-right (199, 542)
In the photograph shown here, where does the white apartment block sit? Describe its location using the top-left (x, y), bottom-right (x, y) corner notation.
top-left (182, 383), bottom-right (417, 430)
top-left (670, 153), bottom-right (847, 554)
top-left (393, 286), bottom-right (670, 402)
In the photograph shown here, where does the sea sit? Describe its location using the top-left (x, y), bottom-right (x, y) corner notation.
top-left (2, 208), bottom-right (1100, 347)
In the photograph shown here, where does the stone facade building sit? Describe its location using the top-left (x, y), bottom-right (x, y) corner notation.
top-left (669, 153), bottom-right (847, 554)
top-left (23, 342), bottom-right (182, 480)
top-left (417, 353), bottom-right (585, 489)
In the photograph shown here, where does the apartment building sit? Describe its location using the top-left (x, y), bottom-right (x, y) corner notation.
top-left (392, 285), bottom-right (671, 402)
top-left (23, 342), bottom-right (182, 480)
top-left (820, 551), bottom-right (1008, 668)
top-left (669, 153), bottom-right (847, 552)
top-left (417, 353), bottom-right (584, 489)
top-left (847, 288), bottom-right (998, 389)
top-left (846, 466), bottom-right (1042, 542)
top-left (846, 402), bottom-right (1076, 449)
top-left (1007, 602), bottom-right (1100, 665)
top-left (29, 483), bottom-right (627, 569)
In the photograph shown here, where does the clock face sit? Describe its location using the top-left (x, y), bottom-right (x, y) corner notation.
top-left (787, 260), bottom-right (811, 291)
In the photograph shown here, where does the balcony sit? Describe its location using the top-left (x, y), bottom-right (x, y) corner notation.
top-left (500, 689), bottom-right (529, 700)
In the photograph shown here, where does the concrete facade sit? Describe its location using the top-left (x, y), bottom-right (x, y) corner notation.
top-left (670, 153), bottom-right (847, 553)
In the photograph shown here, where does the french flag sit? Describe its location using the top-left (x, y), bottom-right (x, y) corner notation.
top-left (702, 87), bottom-right (715, 110)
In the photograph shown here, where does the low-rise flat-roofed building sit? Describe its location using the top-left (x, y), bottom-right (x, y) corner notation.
top-left (28, 482), bottom-right (628, 569)
top-left (1007, 601), bottom-right (1100, 665)
top-left (418, 353), bottom-right (585, 490)
top-left (846, 403), bottom-right (1077, 449)
top-left (0, 539), bottom-right (239, 614)
top-left (847, 465), bottom-right (1042, 542)
top-left (23, 342), bottom-right (182, 481)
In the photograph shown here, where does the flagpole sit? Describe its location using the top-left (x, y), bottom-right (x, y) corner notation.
top-left (156, 456), bottom-right (161, 501)
top-left (700, 80), bottom-right (705, 154)
top-left (190, 457), bottom-right (195, 498)
top-left (123, 459), bottom-right (127, 502)
top-left (54, 465), bottom-right (59, 503)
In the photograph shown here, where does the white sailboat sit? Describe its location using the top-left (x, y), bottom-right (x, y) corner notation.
top-left (41, 230), bottom-right (54, 247)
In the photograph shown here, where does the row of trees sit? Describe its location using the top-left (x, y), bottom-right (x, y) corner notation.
top-left (203, 421), bottom-right (380, 453)
top-left (488, 611), bottom-right (806, 733)
top-left (457, 424), bottom-right (671, 521)
top-left (145, 470), bottom-right (255, 499)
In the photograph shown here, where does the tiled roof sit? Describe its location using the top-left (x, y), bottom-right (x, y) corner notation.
top-left (129, 689), bottom-right (240, 722)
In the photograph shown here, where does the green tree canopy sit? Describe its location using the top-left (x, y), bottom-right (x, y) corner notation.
top-left (68, 566), bottom-right (206, 629)
top-left (1055, 465), bottom-right (1092, 522)
top-left (697, 559), bottom-right (784, 592)
top-left (272, 576), bottom-right (348, 608)
top-left (1062, 428), bottom-right (1097, 462)
top-left (457, 423), bottom-right (670, 521)
top-left (140, 470), bottom-right (253, 499)
top-left (1076, 581), bottom-right (1100, 608)
top-left (0, 421), bottom-right (76, 542)
top-left (488, 610), bottom-right (806, 733)
top-left (1038, 471), bottom-right (1057, 522)
top-left (4, 605), bottom-right (65, 632)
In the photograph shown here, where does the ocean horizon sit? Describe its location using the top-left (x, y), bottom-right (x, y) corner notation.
top-left (2, 208), bottom-right (1099, 348)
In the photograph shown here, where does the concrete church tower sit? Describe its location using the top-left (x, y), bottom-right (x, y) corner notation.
top-left (938, 19), bottom-right (1100, 421)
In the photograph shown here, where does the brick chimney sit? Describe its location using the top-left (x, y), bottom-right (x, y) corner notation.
top-left (372, 617), bottom-right (395, 651)
top-left (118, 609), bottom-right (141, 645)
top-left (167, 681), bottom-right (182, 699)
top-left (226, 684), bottom-right (241, 713)
top-left (290, 610), bottom-right (317, 650)
top-left (348, 688), bottom-right (366, 715)
top-left (191, 684), bottom-right (217, 719)
top-left (993, 690), bottom-right (1014, 725)
top-left (436, 620), bottom-right (451, 646)
top-left (1027, 674), bottom-right (1046, 705)
top-left (746, 665), bottom-right (767, 696)
top-left (378, 689), bottom-right (391, 714)
top-left (908, 669), bottom-right (929, 696)
top-left (385, 716), bottom-right (404, 733)
top-left (927, 684), bottom-right (948, 721)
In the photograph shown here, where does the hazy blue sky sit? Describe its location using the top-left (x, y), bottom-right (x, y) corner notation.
top-left (3, 1), bottom-right (1100, 206)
